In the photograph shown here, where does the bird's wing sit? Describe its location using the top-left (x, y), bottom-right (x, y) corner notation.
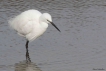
top-left (18, 21), bottom-right (34, 36)
top-left (9, 9), bottom-right (42, 36)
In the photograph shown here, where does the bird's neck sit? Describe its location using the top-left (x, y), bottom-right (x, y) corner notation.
top-left (40, 22), bottom-right (48, 29)
top-left (39, 15), bottom-right (48, 29)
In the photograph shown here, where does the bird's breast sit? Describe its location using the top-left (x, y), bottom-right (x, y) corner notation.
top-left (26, 23), bottom-right (48, 41)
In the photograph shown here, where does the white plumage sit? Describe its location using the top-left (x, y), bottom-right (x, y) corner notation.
top-left (9, 9), bottom-right (60, 41)
top-left (9, 9), bottom-right (60, 60)
top-left (9, 10), bottom-right (49, 41)
top-left (8, 9), bottom-right (60, 61)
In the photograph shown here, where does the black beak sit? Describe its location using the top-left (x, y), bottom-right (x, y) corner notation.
top-left (47, 20), bottom-right (61, 32)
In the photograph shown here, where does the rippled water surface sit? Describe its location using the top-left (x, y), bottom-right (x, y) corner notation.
top-left (0, 0), bottom-right (106, 71)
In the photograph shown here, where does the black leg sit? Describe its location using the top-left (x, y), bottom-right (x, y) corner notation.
top-left (25, 40), bottom-right (31, 63)
top-left (26, 40), bottom-right (29, 49)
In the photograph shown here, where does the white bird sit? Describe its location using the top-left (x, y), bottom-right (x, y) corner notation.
top-left (8, 9), bottom-right (60, 61)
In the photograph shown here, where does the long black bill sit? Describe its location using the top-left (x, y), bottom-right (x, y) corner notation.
top-left (48, 20), bottom-right (61, 32)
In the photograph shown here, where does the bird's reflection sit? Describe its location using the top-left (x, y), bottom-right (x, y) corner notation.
top-left (15, 60), bottom-right (42, 71)
top-left (0, 47), bottom-right (41, 71)
top-left (15, 49), bottom-right (41, 71)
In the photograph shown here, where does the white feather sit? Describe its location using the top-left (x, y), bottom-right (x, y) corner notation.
top-left (9, 9), bottom-right (50, 41)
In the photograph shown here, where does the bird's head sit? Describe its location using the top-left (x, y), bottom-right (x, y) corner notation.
top-left (42, 13), bottom-right (52, 23)
top-left (40, 13), bottom-right (61, 32)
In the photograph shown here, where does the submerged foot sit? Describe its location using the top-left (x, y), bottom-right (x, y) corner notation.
top-left (26, 50), bottom-right (31, 63)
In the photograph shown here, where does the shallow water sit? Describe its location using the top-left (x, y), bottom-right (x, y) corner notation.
top-left (0, 0), bottom-right (106, 71)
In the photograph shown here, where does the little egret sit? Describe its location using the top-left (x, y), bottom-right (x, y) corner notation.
top-left (8, 9), bottom-right (60, 61)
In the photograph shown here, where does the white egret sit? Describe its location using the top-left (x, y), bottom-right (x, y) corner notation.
top-left (8, 9), bottom-right (60, 61)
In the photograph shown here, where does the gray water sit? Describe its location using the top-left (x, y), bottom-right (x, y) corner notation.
top-left (0, 0), bottom-right (106, 71)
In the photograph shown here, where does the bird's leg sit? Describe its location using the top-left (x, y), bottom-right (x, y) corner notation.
top-left (26, 51), bottom-right (31, 63)
top-left (25, 40), bottom-right (31, 63)
top-left (26, 40), bottom-right (29, 49)
top-left (26, 40), bottom-right (29, 60)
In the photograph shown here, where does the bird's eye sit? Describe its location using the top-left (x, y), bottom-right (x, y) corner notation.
top-left (47, 20), bottom-right (50, 22)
